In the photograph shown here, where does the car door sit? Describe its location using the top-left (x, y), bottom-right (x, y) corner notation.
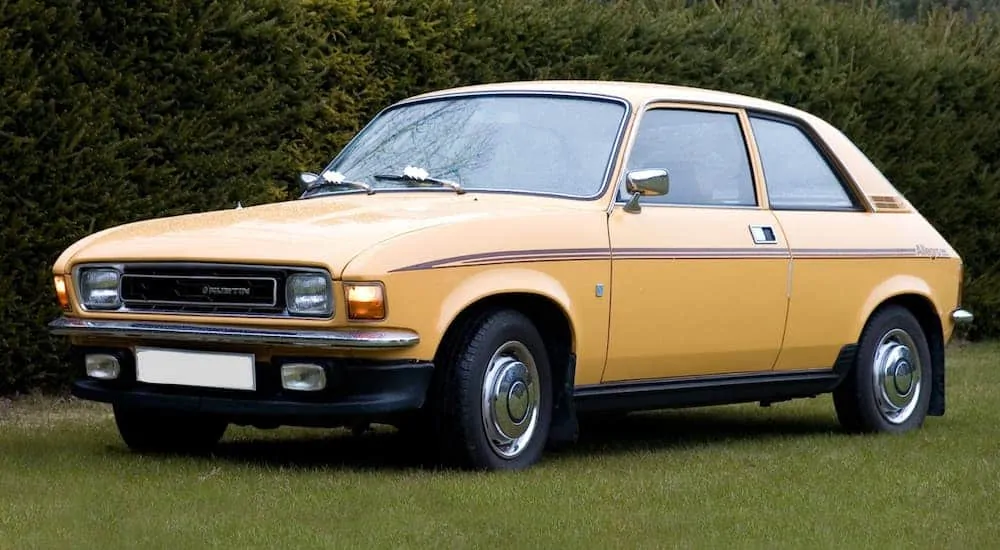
top-left (602, 104), bottom-right (791, 382)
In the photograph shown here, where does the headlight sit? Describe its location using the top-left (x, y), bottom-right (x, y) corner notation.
top-left (344, 282), bottom-right (386, 320)
top-left (285, 273), bottom-right (333, 316)
top-left (78, 268), bottom-right (121, 310)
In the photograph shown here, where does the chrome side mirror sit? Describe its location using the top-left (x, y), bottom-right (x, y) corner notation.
top-left (623, 169), bottom-right (670, 213)
top-left (299, 171), bottom-right (321, 191)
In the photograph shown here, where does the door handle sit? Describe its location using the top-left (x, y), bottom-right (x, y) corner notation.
top-left (749, 224), bottom-right (777, 245)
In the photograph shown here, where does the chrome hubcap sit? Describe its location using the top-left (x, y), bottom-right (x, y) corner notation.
top-left (872, 328), bottom-right (922, 424)
top-left (481, 341), bottom-right (540, 459)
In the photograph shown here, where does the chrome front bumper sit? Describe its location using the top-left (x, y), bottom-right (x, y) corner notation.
top-left (48, 316), bottom-right (420, 349)
top-left (951, 308), bottom-right (974, 324)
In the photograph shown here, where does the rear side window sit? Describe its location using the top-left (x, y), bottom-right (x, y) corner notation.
top-left (749, 116), bottom-right (858, 210)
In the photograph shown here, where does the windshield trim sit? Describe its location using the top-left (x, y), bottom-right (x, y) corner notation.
top-left (307, 90), bottom-right (633, 202)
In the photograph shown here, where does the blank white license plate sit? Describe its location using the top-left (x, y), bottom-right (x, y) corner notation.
top-left (135, 347), bottom-right (256, 391)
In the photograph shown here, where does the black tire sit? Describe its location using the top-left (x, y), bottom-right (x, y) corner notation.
top-left (428, 309), bottom-right (553, 470)
top-left (833, 305), bottom-right (932, 434)
top-left (113, 404), bottom-right (228, 454)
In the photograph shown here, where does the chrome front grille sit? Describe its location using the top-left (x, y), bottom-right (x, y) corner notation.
top-left (116, 263), bottom-right (291, 316)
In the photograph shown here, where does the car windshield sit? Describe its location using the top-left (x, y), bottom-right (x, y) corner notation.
top-left (311, 94), bottom-right (629, 199)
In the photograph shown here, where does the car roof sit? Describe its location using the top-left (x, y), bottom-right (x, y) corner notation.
top-left (406, 80), bottom-right (807, 118)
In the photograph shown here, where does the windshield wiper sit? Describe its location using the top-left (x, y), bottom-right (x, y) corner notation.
top-left (373, 165), bottom-right (465, 194)
top-left (299, 171), bottom-right (374, 195)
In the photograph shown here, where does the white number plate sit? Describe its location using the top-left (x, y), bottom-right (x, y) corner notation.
top-left (135, 347), bottom-right (256, 391)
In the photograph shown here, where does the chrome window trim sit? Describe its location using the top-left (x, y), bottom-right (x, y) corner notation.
top-left (48, 317), bottom-right (419, 349)
top-left (71, 262), bottom-right (334, 320)
top-left (614, 202), bottom-right (762, 211)
top-left (309, 90), bottom-right (634, 203)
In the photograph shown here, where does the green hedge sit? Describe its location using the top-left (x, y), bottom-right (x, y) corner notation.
top-left (0, 0), bottom-right (472, 392)
top-left (1, 0), bottom-right (998, 394)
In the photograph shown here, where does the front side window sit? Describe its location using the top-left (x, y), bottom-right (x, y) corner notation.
top-left (749, 115), bottom-right (858, 210)
top-left (308, 94), bottom-right (628, 199)
top-left (624, 108), bottom-right (757, 207)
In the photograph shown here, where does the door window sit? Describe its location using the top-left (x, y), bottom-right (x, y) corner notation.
top-left (624, 108), bottom-right (757, 207)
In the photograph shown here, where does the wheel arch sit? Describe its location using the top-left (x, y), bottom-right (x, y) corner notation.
top-left (435, 291), bottom-right (575, 360)
top-left (860, 291), bottom-right (946, 416)
top-left (434, 287), bottom-right (580, 446)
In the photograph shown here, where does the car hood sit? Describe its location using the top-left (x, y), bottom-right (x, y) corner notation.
top-left (55, 192), bottom-right (595, 278)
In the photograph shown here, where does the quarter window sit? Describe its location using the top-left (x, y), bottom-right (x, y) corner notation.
top-left (624, 109), bottom-right (756, 207)
top-left (749, 116), bottom-right (857, 210)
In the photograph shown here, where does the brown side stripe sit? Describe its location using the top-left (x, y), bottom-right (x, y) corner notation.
top-left (614, 247), bottom-right (789, 259)
top-left (389, 246), bottom-right (939, 272)
top-left (391, 248), bottom-right (607, 272)
top-left (791, 247), bottom-right (919, 258)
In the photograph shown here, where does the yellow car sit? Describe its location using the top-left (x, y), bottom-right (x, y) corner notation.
top-left (49, 80), bottom-right (973, 470)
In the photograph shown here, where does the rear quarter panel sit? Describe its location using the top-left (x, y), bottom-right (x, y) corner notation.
top-left (772, 207), bottom-right (961, 372)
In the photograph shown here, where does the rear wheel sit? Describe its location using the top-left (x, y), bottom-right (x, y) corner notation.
top-left (429, 309), bottom-right (553, 470)
top-left (833, 305), bottom-right (932, 433)
top-left (113, 404), bottom-right (228, 454)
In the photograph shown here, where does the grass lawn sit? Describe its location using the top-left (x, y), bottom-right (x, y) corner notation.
top-left (1, 342), bottom-right (997, 549)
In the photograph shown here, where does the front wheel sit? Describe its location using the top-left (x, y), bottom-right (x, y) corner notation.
top-left (833, 305), bottom-right (932, 433)
top-left (429, 309), bottom-right (553, 470)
